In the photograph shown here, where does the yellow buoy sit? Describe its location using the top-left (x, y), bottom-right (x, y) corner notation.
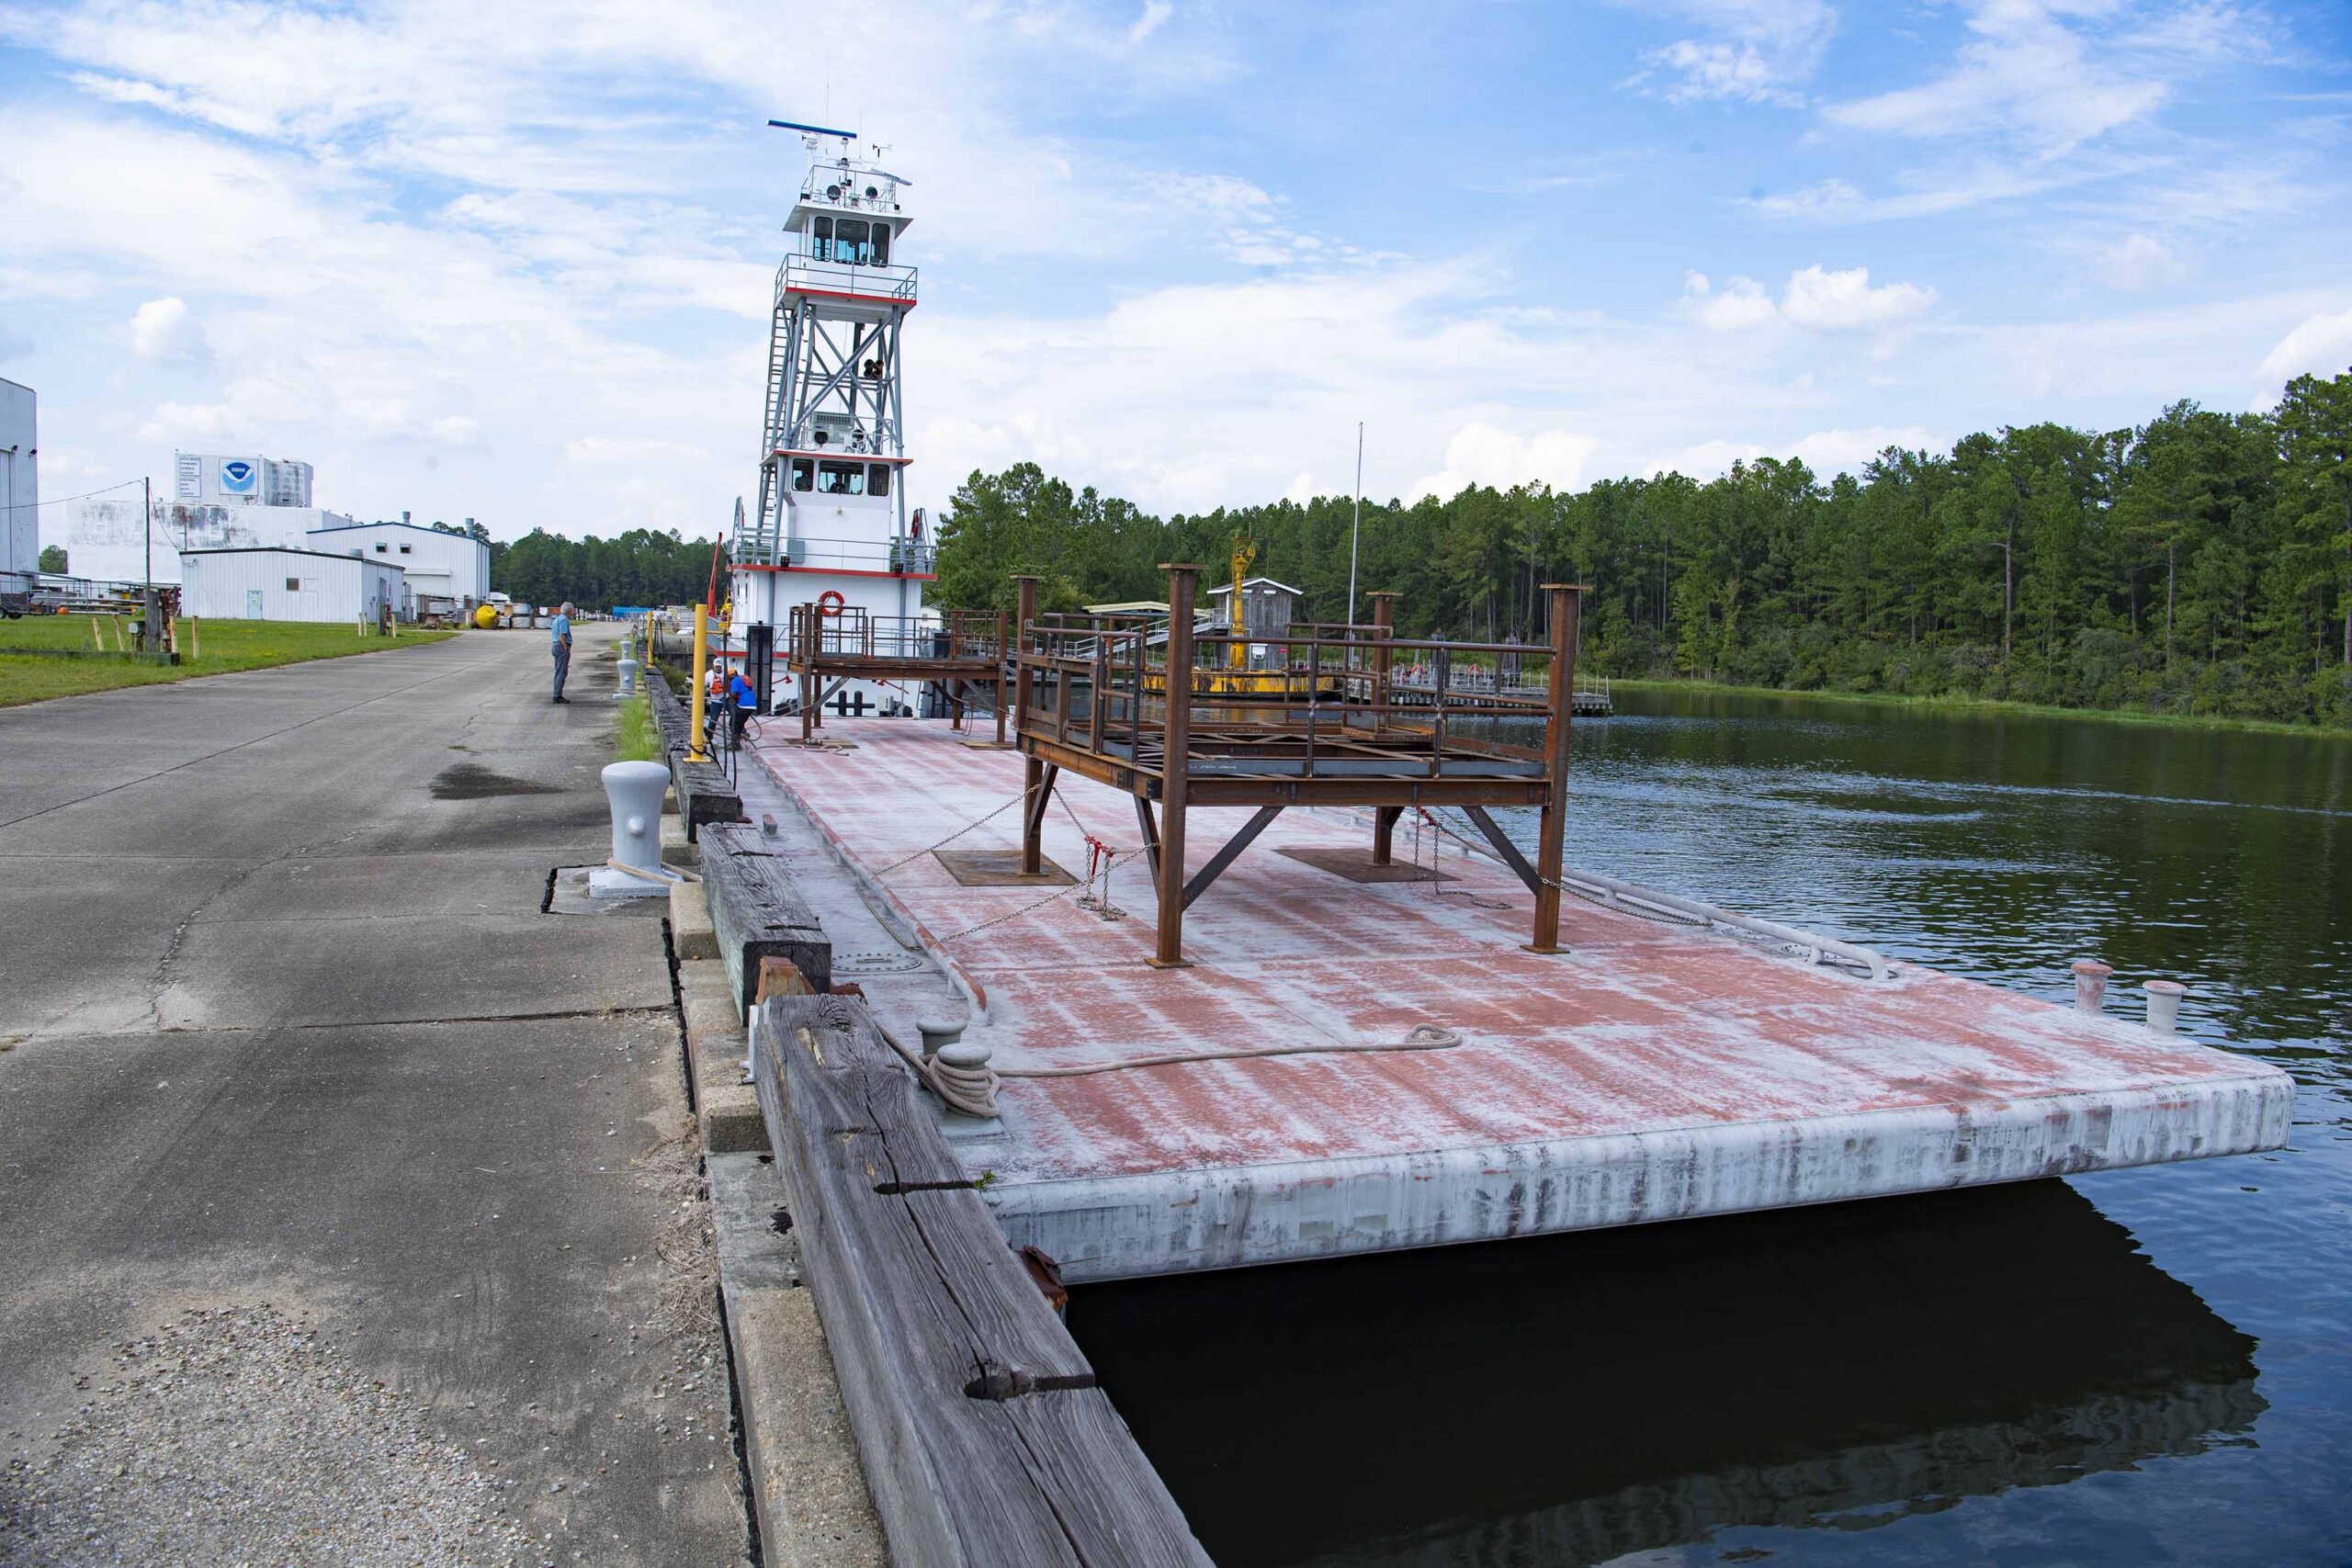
top-left (473, 604), bottom-right (501, 629)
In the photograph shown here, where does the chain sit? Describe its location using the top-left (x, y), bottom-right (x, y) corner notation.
top-left (874, 781), bottom-right (1036, 874)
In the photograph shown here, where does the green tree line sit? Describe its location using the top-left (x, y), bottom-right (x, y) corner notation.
top-left (488, 527), bottom-right (727, 612)
top-left (931, 371), bottom-right (2352, 727)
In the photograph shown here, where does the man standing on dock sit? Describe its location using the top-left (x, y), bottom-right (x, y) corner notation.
top-left (549, 600), bottom-right (573, 703)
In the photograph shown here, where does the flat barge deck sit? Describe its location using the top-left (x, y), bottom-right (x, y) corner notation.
top-left (742, 720), bottom-right (2291, 1283)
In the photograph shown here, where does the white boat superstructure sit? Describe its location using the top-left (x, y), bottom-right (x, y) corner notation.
top-left (731, 120), bottom-right (934, 716)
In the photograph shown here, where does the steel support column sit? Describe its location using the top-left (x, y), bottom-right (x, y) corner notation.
top-left (1529, 583), bottom-right (1584, 954)
top-left (1150, 563), bottom-right (1201, 967)
top-left (1015, 576), bottom-right (1045, 875)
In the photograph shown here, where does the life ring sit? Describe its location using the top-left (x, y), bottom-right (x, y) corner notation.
top-left (818, 591), bottom-right (847, 618)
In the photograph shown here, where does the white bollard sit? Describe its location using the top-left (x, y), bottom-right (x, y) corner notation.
top-left (589, 760), bottom-right (673, 898)
top-left (618, 654), bottom-right (639, 696)
top-left (2144, 979), bottom-right (2187, 1035)
top-left (2071, 959), bottom-right (2114, 1014)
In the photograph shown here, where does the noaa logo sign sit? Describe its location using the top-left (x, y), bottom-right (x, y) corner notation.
top-left (219, 459), bottom-right (257, 493)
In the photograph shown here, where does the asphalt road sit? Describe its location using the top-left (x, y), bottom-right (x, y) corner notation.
top-left (0, 625), bottom-right (752, 1565)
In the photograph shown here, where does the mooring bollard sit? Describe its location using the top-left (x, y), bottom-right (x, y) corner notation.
top-left (916, 1016), bottom-right (964, 1061)
top-left (618, 652), bottom-right (639, 696)
top-left (2072, 959), bottom-right (2114, 1014)
top-left (589, 760), bottom-right (673, 898)
top-left (2144, 978), bottom-right (2187, 1035)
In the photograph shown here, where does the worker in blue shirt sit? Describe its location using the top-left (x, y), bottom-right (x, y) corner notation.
top-left (549, 602), bottom-right (573, 703)
top-left (725, 669), bottom-right (760, 748)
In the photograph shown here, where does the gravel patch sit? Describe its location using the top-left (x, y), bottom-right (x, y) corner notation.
top-left (0, 1304), bottom-right (540, 1568)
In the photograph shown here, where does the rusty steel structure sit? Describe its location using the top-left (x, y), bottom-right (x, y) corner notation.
top-left (1009, 567), bottom-right (1586, 966)
top-left (785, 601), bottom-right (1009, 744)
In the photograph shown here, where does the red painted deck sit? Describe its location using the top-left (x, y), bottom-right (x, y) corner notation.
top-left (746, 720), bottom-right (2291, 1280)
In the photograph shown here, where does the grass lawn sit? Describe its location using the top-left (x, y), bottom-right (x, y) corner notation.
top-left (0, 616), bottom-right (459, 707)
top-left (615, 690), bottom-right (660, 761)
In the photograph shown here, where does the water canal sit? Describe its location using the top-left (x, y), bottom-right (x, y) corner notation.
top-left (1069, 687), bottom-right (2352, 1566)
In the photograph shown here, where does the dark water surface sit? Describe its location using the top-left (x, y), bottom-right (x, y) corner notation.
top-left (1068, 688), bottom-right (2352, 1567)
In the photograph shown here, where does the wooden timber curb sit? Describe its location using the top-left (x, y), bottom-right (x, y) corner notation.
top-left (699, 821), bottom-right (832, 1009)
top-left (753, 994), bottom-right (1210, 1567)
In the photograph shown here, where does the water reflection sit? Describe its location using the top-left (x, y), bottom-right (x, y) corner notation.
top-left (1072, 1182), bottom-right (2262, 1568)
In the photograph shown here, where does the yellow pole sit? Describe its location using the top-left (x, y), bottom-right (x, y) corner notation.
top-left (688, 603), bottom-right (711, 761)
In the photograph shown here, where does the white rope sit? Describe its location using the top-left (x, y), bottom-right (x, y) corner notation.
top-left (870, 1017), bottom-right (1466, 1120)
top-left (603, 857), bottom-right (701, 885)
top-left (1001, 1023), bottom-right (1464, 1078)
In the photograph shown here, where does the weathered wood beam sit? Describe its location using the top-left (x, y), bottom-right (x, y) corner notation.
top-left (753, 996), bottom-right (1209, 1568)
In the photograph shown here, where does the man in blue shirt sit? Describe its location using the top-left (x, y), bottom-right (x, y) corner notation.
top-left (725, 668), bottom-right (760, 748)
top-left (549, 602), bottom-right (573, 703)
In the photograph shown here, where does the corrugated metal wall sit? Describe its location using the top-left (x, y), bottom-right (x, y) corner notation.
top-left (182, 550), bottom-right (406, 623)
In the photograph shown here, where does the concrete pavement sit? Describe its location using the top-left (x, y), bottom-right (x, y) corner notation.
top-left (0, 625), bottom-right (753, 1565)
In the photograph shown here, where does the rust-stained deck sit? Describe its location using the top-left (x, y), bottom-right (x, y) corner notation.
top-left (743, 720), bottom-right (2291, 1283)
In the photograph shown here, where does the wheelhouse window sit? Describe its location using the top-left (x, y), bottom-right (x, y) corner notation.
top-left (817, 461), bottom-right (865, 496)
top-left (811, 216), bottom-right (875, 265)
top-left (791, 458), bottom-right (814, 491)
top-left (866, 464), bottom-right (891, 498)
top-left (869, 223), bottom-right (889, 265)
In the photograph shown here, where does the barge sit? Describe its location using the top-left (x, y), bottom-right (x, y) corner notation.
top-left (735, 708), bottom-right (2290, 1284)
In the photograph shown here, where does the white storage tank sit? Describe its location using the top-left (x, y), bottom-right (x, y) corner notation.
top-left (180, 547), bottom-right (405, 623)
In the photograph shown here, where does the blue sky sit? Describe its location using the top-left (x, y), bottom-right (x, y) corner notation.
top-left (2, 0), bottom-right (2348, 543)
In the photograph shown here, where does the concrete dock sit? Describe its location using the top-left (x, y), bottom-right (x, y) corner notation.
top-left (0, 626), bottom-right (758, 1564)
top-left (745, 719), bottom-right (2293, 1283)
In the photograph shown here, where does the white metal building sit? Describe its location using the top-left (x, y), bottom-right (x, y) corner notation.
top-left (305, 520), bottom-right (490, 609)
top-left (62, 499), bottom-right (356, 588)
top-left (181, 547), bottom-right (406, 624)
top-left (1, 378), bottom-right (35, 581)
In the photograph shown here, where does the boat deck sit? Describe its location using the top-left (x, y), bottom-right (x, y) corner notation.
top-left (743, 720), bottom-right (2292, 1283)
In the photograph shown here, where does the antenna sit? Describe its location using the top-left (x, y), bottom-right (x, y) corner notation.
top-left (768, 118), bottom-right (858, 141)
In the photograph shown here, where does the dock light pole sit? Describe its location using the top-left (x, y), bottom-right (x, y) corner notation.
top-left (1527, 583), bottom-right (1584, 955)
top-left (688, 604), bottom-right (712, 762)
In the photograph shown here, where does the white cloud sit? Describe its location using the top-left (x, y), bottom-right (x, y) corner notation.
top-left (1824, 1), bottom-right (2168, 152)
top-left (2098, 232), bottom-right (2195, 292)
top-left (1410, 423), bottom-right (1599, 501)
top-left (1630, 0), bottom-right (1836, 107)
top-left (1684, 271), bottom-right (1781, 331)
top-left (1789, 424), bottom-right (1933, 473)
top-left (1654, 424), bottom-right (1932, 479)
top-left (2258, 309), bottom-right (2352, 383)
top-left (129, 296), bottom-right (210, 364)
top-left (1780, 265), bottom-right (1934, 330)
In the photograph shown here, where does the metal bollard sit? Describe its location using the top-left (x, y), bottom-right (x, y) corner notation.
top-left (618, 653), bottom-right (639, 696)
top-left (2144, 979), bottom-right (2186, 1035)
top-left (916, 1016), bottom-right (965, 1061)
top-left (2071, 959), bottom-right (2114, 1014)
top-left (590, 760), bottom-right (673, 898)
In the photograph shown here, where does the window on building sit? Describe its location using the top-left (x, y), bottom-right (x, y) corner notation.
top-left (817, 460), bottom-right (865, 496)
top-left (791, 458), bottom-right (815, 492)
top-left (870, 223), bottom-right (890, 265)
top-left (811, 215), bottom-right (830, 258)
top-left (399, 544), bottom-right (412, 554)
top-left (285, 577), bottom-right (300, 591)
top-left (375, 543), bottom-right (388, 553)
top-left (866, 464), bottom-right (891, 497)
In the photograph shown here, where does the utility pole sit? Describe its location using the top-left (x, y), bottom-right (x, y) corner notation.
top-left (142, 474), bottom-right (152, 594)
top-left (1346, 422), bottom-right (1363, 627)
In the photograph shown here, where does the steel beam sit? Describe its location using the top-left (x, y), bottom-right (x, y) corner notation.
top-left (1182, 806), bottom-right (1283, 910)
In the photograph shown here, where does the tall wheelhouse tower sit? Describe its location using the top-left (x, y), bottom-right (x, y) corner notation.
top-left (734, 121), bottom-right (930, 671)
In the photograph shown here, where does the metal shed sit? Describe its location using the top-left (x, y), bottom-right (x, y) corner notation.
top-left (180, 547), bottom-right (406, 623)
